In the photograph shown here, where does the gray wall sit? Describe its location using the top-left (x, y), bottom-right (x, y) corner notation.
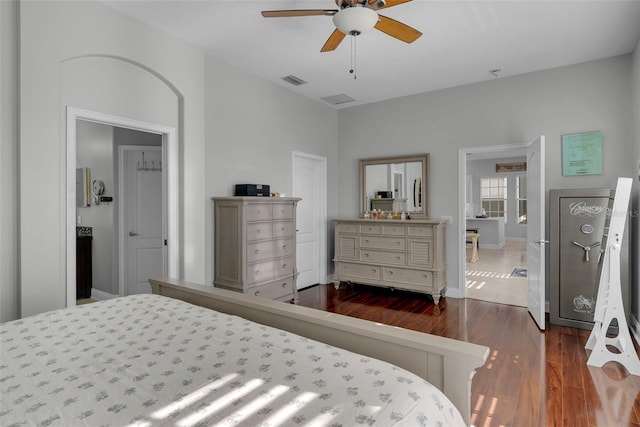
top-left (19, 0), bottom-right (205, 316)
top-left (337, 55), bottom-right (635, 307)
top-left (0, 0), bottom-right (19, 322)
top-left (76, 121), bottom-right (115, 295)
top-left (202, 56), bottom-right (338, 286)
top-left (6, 0), bottom-right (338, 319)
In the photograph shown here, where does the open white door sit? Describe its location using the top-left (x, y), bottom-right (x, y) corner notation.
top-left (527, 136), bottom-right (546, 330)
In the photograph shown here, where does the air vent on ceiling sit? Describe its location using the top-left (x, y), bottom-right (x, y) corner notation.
top-left (281, 75), bottom-right (307, 86)
top-left (320, 94), bottom-right (355, 105)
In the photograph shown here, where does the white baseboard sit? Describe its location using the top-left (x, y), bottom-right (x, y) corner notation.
top-left (444, 287), bottom-right (461, 299)
top-left (91, 289), bottom-right (119, 301)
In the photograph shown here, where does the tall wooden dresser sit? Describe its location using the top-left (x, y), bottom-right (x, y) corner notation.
top-left (333, 218), bottom-right (447, 303)
top-left (213, 197), bottom-right (301, 302)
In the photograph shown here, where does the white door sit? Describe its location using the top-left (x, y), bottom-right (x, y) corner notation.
top-left (527, 136), bottom-right (546, 330)
top-left (124, 148), bottom-right (164, 295)
top-left (292, 152), bottom-right (326, 289)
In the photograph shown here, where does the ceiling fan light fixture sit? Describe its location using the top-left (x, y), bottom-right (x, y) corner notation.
top-left (332, 6), bottom-right (378, 35)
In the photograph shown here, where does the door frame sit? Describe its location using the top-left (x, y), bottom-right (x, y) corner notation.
top-left (291, 151), bottom-right (328, 285)
top-left (66, 107), bottom-right (178, 306)
top-left (457, 142), bottom-right (531, 299)
top-left (118, 145), bottom-right (164, 297)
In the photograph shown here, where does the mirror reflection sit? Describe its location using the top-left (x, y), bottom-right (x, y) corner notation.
top-left (360, 154), bottom-right (429, 218)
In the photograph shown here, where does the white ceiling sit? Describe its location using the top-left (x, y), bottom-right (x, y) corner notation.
top-left (103, 0), bottom-right (640, 109)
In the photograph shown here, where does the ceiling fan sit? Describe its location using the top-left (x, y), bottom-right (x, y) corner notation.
top-left (261, 0), bottom-right (422, 52)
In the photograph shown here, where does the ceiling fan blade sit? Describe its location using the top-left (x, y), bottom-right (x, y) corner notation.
top-left (261, 10), bottom-right (337, 18)
top-left (375, 14), bottom-right (422, 43)
top-left (368, 0), bottom-right (412, 10)
top-left (321, 29), bottom-right (346, 52)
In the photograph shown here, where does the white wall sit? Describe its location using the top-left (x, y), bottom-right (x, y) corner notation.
top-left (202, 56), bottom-right (339, 285)
top-left (467, 157), bottom-right (527, 239)
top-left (19, 0), bottom-right (206, 316)
top-left (338, 55), bottom-right (635, 300)
top-left (0, 0), bottom-right (19, 321)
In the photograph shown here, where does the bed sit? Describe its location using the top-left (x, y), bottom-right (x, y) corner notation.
top-left (1, 277), bottom-right (488, 426)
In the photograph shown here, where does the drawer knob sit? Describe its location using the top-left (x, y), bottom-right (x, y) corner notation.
top-left (364, 240), bottom-right (369, 244)
top-left (367, 227), bottom-right (372, 231)
top-left (257, 229), bottom-right (261, 233)
top-left (255, 249), bottom-right (260, 254)
top-left (282, 244), bottom-right (287, 249)
top-left (395, 242), bottom-right (400, 246)
top-left (254, 290), bottom-right (261, 296)
top-left (282, 283), bottom-right (287, 288)
top-left (388, 270), bottom-right (394, 275)
top-left (282, 264), bottom-right (287, 269)
top-left (395, 256), bottom-right (400, 260)
top-left (255, 270), bottom-right (260, 275)
top-left (364, 253), bottom-right (369, 257)
top-left (372, 269), bottom-right (377, 273)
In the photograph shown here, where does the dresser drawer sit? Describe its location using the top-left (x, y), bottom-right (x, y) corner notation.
top-left (247, 238), bottom-right (294, 263)
top-left (361, 250), bottom-right (406, 266)
top-left (248, 277), bottom-right (294, 300)
top-left (360, 236), bottom-right (405, 250)
top-left (245, 204), bottom-right (272, 221)
top-left (273, 221), bottom-right (295, 238)
top-left (273, 204), bottom-right (295, 220)
top-left (383, 267), bottom-right (433, 289)
top-left (382, 224), bottom-right (406, 236)
top-left (337, 223), bottom-right (358, 233)
top-left (407, 225), bottom-right (433, 237)
top-left (359, 223), bottom-right (382, 234)
top-left (337, 262), bottom-right (381, 280)
top-left (246, 257), bottom-right (294, 284)
top-left (246, 222), bottom-right (273, 241)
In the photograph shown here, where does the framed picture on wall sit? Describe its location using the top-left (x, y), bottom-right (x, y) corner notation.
top-left (561, 131), bottom-right (603, 176)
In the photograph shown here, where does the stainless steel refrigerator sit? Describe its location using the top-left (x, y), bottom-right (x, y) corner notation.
top-left (549, 188), bottom-right (630, 330)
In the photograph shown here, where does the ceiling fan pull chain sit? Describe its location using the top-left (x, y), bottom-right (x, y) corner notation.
top-left (350, 34), bottom-right (357, 79)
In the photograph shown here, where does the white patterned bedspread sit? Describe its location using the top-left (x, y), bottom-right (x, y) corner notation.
top-left (1, 294), bottom-right (464, 426)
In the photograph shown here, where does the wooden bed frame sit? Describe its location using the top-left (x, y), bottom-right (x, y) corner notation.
top-left (150, 277), bottom-right (489, 425)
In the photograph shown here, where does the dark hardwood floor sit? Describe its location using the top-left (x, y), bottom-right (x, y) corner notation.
top-left (296, 283), bottom-right (640, 427)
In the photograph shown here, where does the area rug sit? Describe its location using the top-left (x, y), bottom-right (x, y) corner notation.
top-left (511, 268), bottom-right (527, 277)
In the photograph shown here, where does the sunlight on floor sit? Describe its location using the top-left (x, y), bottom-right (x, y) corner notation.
top-left (466, 240), bottom-right (527, 307)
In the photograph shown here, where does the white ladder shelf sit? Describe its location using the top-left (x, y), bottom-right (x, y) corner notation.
top-left (584, 177), bottom-right (640, 376)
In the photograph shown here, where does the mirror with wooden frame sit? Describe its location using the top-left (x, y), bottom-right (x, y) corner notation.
top-left (359, 154), bottom-right (430, 218)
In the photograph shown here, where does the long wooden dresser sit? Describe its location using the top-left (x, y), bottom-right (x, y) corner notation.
top-left (213, 197), bottom-right (301, 302)
top-left (333, 218), bottom-right (447, 303)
